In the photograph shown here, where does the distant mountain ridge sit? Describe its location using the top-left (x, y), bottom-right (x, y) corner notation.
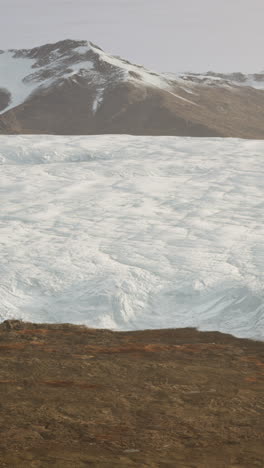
top-left (0, 39), bottom-right (263, 138)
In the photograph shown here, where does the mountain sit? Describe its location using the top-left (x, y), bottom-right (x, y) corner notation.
top-left (0, 39), bottom-right (263, 137)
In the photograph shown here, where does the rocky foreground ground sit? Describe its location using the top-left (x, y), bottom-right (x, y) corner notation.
top-left (0, 321), bottom-right (263, 467)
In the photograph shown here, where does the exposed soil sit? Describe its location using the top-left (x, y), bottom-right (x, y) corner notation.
top-left (0, 321), bottom-right (263, 467)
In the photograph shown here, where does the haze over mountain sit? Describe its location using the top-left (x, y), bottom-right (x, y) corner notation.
top-left (0, 39), bottom-right (264, 138)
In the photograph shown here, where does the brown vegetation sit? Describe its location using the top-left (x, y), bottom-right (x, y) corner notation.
top-left (0, 320), bottom-right (263, 467)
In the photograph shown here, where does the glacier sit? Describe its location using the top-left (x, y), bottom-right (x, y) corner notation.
top-left (0, 135), bottom-right (263, 339)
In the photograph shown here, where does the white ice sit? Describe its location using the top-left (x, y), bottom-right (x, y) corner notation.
top-left (0, 135), bottom-right (263, 340)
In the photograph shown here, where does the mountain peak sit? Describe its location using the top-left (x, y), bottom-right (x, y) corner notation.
top-left (0, 39), bottom-right (263, 138)
top-left (0, 39), bottom-right (176, 116)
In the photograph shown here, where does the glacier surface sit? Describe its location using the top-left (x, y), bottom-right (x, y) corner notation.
top-left (0, 135), bottom-right (263, 339)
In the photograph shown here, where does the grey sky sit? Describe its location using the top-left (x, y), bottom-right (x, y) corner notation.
top-left (0, 0), bottom-right (263, 73)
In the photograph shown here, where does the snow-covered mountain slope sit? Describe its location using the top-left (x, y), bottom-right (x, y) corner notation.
top-left (167, 71), bottom-right (264, 90)
top-left (0, 51), bottom-right (36, 113)
top-left (0, 135), bottom-right (263, 340)
top-left (0, 40), bottom-right (263, 138)
top-left (0, 40), bottom-right (179, 115)
top-left (0, 40), bottom-right (263, 115)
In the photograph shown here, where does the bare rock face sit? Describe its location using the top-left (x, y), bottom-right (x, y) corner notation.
top-left (0, 39), bottom-right (263, 138)
top-left (0, 88), bottom-right (11, 111)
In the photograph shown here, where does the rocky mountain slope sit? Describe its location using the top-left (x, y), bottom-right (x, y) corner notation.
top-left (0, 39), bottom-right (263, 138)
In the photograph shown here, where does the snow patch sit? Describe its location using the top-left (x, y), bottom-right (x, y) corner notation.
top-left (92, 88), bottom-right (104, 113)
top-left (89, 43), bottom-right (174, 92)
top-left (0, 52), bottom-right (36, 114)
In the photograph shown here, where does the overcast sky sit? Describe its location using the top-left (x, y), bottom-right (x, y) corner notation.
top-left (0, 0), bottom-right (263, 73)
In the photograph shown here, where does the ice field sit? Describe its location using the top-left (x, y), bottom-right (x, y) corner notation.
top-left (0, 135), bottom-right (263, 339)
